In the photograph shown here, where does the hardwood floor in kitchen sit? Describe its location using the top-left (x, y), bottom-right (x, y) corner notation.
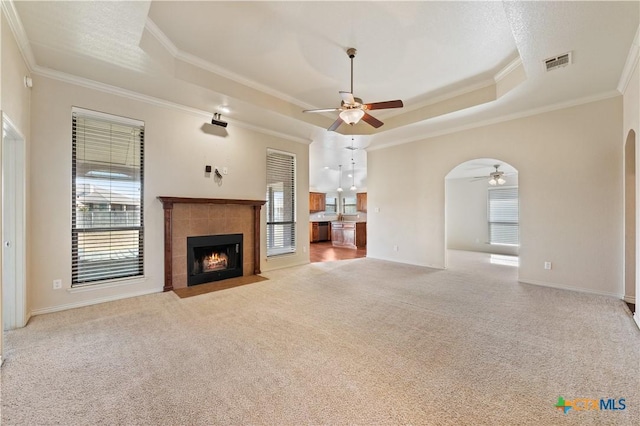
top-left (309, 241), bottom-right (366, 263)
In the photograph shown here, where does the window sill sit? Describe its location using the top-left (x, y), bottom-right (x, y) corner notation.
top-left (68, 276), bottom-right (148, 293)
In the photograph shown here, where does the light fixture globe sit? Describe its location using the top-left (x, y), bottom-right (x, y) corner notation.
top-left (339, 108), bottom-right (365, 125)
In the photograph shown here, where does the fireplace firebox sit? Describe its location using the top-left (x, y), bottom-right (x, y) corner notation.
top-left (187, 234), bottom-right (243, 286)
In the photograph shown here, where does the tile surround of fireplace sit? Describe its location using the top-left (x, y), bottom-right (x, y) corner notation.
top-left (158, 197), bottom-right (265, 291)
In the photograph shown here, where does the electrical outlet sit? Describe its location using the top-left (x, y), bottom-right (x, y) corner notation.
top-left (222, 167), bottom-right (228, 175)
top-left (544, 262), bottom-right (552, 270)
top-left (53, 279), bottom-right (62, 290)
top-left (393, 245), bottom-right (399, 252)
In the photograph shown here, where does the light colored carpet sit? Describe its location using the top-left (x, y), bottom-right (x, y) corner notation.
top-left (2, 251), bottom-right (639, 425)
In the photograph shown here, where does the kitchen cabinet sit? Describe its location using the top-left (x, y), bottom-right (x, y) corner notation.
top-left (310, 222), bottom-right (330, 243)
top-left (355, 222), bottom-right (367, 248)
top-left (309, 192), bottom-right (326, 212)
top-left (331, 222), bottom-right (365, 249)
top-left (356, 192), bottom-right (367, 212)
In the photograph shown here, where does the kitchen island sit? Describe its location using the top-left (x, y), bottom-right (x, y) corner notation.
top-left (331, 221), bottom-right (366, 249)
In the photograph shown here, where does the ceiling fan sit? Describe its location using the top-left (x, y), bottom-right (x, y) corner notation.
top-left (303, 48), bottom-right (404, 132)
top-left (472, 164), bottom-right (507, 185)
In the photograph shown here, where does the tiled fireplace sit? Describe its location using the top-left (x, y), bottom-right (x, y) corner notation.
top-left (158, 197), bottom-right (265, 291)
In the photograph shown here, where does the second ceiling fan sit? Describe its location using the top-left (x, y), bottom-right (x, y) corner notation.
top-left (303, 48), bottom-right (403, 132)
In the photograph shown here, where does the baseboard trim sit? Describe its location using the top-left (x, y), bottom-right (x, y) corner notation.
top-left (624, 295), bottom-right (636, 304)
top-left (31, 288), bottom-right (161, 316)
top-left (518, 279), bottom-right (623, 300)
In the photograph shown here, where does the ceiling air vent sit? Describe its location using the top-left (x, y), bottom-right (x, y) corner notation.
top-left (544, 52), bottom-right (572, 72)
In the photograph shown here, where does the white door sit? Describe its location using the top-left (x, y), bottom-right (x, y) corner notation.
top-left (2, 116), bottom-right (27, 331)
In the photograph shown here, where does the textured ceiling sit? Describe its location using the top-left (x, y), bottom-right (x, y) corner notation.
top-left (8, 1), bottom-right (639, 193)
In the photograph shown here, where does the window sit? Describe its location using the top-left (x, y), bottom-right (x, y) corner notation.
top-left (325, 196), bottom-right (337, 213)
top-left (266, 149), bottom-right (296, 256)
top-left (488, 187), bottom-right (519, 246)
top-left (342, 197), bottom-right (357, 214)
top-left (72, 109), bottom-right (144, 285)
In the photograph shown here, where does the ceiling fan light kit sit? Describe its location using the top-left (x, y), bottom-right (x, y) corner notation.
top-left (303, 47), bottom-right (404, 132)
top-left (339, 108), bottom-right (365, 125)
top-left (488, 164), bottom-right (506, 185)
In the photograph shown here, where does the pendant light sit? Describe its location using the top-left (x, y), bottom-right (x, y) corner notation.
top-left (350, 160), bottom-right (357, 191)
top-left (337, 165), bottom-right (343, 192)
top-left (348, 135), bottom-right (357, 191)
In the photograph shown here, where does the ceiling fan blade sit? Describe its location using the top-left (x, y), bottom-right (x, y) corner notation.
top-left (361, 112), bottom-right (383, 128)
top-left (303, 107), bottom-right (340, 113)
top-left (339, 91), bottom-right (355, 105)
top-left (328, 117), bottom-right (344, 132)
top-left (363, 100), bottom-right (404, 110)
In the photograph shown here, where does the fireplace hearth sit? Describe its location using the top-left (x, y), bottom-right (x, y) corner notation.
top-left (187, 234), bottom-right (243, 286)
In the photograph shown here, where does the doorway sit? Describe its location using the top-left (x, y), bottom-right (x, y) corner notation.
top-left (2, 115), bottom-right (27, 331)
top-left (625, 130), bottom-right (636, 314)
top-left (444, 158), bottom-right (519, 271)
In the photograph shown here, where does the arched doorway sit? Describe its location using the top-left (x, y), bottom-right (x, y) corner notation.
top-left (625, 130), bottom-right (636, 314)
top-left (444, 158), bottom-right (519, 270)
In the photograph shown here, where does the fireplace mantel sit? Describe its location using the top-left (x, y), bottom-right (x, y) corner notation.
top-left (158, 197), bottom-right (266, 292)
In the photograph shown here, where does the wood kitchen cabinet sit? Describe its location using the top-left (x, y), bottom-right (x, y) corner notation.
top-left (355, 222), bottom-right (367, 248)
top-left (310, 222), bottom-right (319, 242)
top-left (309, 192), bottom-right (326, 212)
top-left (356, 192), bottom-right (367, 212)
top-left (331, 222), bottom-right (365, 249)
top-left (310, 222), bottom-right (331, 243)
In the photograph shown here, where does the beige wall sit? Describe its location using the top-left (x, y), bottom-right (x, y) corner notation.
top-left (29, 76), bottom-right (309, 314)
top-left (369, 97), bottom-right (624, 297)
top-left (622, 44), bottom-right (639, 308)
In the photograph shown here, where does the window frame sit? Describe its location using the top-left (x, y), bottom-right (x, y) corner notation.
top-left (71, 108), bottom-right (145, 286)
top-left (487, 186), bottom-right (519, 247)
top-left (266, 148), bottom-right (296, 257)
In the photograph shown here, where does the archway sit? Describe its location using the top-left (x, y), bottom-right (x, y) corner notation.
top-left (444, 158), bottom-right (519, 269)
top-left (625, 130), bottom-right (636, 313)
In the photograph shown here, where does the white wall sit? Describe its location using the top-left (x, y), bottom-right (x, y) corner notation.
top-left (368, 97), bottom-right (624, 297)
top-left (28, 76), bottom-right (309, 314)
top-left (445, 172), bottom-right (518, 256)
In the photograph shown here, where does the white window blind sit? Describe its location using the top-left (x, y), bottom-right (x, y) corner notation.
top-left (72, 109), bottom-right (144, 285)
top-left (488, 187), bottom-right (519, 246)
top-left (266, 149), bottom-right (296, 257)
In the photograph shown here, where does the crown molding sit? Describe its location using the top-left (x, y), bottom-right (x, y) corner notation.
top-left (31, 65), bottom-right (310, 145)
top-left (1, 0), bottom-right (36, 72)
top-left (617, 24), bottom-right (640, 94)
top-left (368, 90), bottom-right (621, 152)
top-left (144, 18), bottom-right (316, 112)
top-left (494, 56), bottom-right (523, 84)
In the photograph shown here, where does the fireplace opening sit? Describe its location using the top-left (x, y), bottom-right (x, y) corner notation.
top-left (187, 234), bottom-right (243, 286)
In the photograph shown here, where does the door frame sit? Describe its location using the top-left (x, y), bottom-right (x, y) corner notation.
top-left (2, 113), bottom-right (27, 331)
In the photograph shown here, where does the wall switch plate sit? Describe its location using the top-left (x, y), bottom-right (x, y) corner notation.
top-left (222, 167), bottom-right (228, 175)
top-left (53, 279), bottom-right (62, 289)
top-left (393, 245), bottom-right (399, 251)
top-left (544, 261), bottom-right (552, 270)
